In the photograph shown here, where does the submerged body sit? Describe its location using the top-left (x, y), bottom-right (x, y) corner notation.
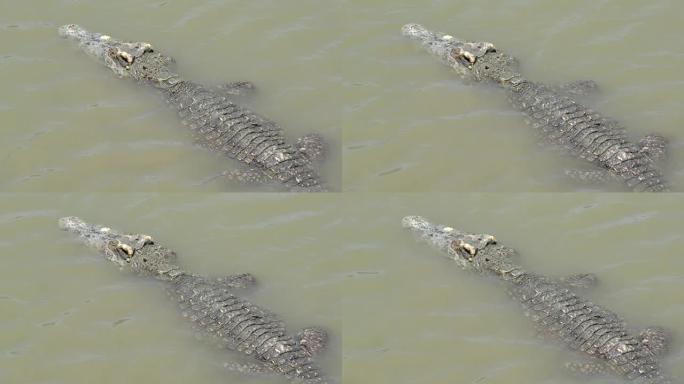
top-left (59, 216), bottom-right (329, 383)
top-left (402, 24), bottom-right (668, 192)
top-left (59, 24), bottom-right (325, 192)
top-left (402, 215), bottom-right (672, 383)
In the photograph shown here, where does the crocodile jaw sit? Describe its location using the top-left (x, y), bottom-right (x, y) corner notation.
top-left (59, 24), bottom-right (153, 78)
top-left (402, 215), bottom-right (499, 270)
top-left (59, 216), bottom-right (120, 252)
top-left (58, 216), bottom-right (153, 267)
top-left (401, 23), bottom-right (496, 81)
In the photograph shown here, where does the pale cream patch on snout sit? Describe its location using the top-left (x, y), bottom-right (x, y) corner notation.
top-left (460, 49), bottom-right (477, 64)
top-left (118, 50), bottom-right (134, 64)
top-left (483, 235), bottom-right (496, 243)
top-left (461, 241), bottom-right (477, 256)
top-left (451, 239), bottom-right (477, 259)
top-left (117, 241), bottom-right (134, 256)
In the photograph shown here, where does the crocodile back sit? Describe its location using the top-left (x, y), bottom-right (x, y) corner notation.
top-left (170, 274), bottom-right (326, 383)
top-left (163, 81), bottom-right (323, 191)
top-left (508, 81), bottom-right (667, 192)
top-left (510, 273), bottom-right (668, 382)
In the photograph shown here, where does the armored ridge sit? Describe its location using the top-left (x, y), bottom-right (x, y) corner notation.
top-left (58, 24), bottom-right (326, 192)
top-left (402, 216), bottom-right (672, 383)
top-left (59, 216), bottom-right (329, 383)
top-left (402, 23), bottom-right (668, 192)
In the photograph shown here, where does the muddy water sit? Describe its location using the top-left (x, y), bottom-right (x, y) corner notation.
top-left (339, 0), bottom-right (684, 192)
top-left (1, 194), bottom-right (682, 383)
top-left (340, 194), bottom-right (684, 383)
top-left (1, 1), bottom-right (683, 384)
top-left (1, 1), bottom-right (681, 192)
top-left (0, 194), bottom-right (342, 384)
top-left (0, 0), bottom-right (342, 192)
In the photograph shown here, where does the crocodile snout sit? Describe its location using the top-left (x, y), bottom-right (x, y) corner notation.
top-left (401, 215), bottom-right (430, 231)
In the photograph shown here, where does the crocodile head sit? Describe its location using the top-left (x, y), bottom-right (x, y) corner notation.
top-left (401, 23), bottom-right (520, 84)
top-left (58, 24), bottom-right (177, 86)
top-left (59, 216), bottom-right (181, 280)
top-left (402, 215), bottom-right (519, 277)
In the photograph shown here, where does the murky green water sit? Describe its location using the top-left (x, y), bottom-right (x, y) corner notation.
top-left (340, 0), bottom-right (683, 192)
top-left (0, 194), bottom-right (342, 383)
top-left (1, 194), bottom-right (682, 383)
top-left (341, 194), bottom-right (684, 383)
top-left (1, 1), bottom-right (681, 192)
top-left (1, 1), bottom-right (683, 384)
top-left (0, 0), bottom-right (342, 192)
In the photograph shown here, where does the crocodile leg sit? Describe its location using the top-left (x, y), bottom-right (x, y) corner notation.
top-left (297, 327), bottom-right (329, 357)
top-left (565, 133), bottom-right (667, 187)
top-left (215, 81), bottom-right (256, 97)
top-left (222, 329), bottom-right (327, 377)
top-left (638, 134), bottom-right (668, 162)
top-left (559, 273), bottom-right (599, 289)
top-left (640, 327), bottom-right (671, 356)
top-left (296, 133), bottom-right (327, 163)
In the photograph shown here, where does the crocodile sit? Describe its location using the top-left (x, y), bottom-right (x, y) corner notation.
top-left (402, 23), bottom-right (669, 192)
top-left (59, 216), bottom-right (330, 383)
top-left (58, 24), bottom-right (326, 192)
top-left (402, 215), bottom-right (673, 383)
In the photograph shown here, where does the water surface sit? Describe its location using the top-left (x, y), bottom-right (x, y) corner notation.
top-left (340, 194), bottom-right (684, 383)
top-left (339, 0), bottom-right (683, 191)
top-left (0, 0), bottom-right (342, 191)
top-left (1, 194), bottom-right (682, 383)
top-left (0, 194), bottom-right (342, 383)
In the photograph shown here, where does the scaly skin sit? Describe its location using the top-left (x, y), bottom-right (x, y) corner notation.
top-left (403, 216), bottom-right (672, 383)
top-left (402, 24), bottom-right (668, 192)
top-left (59, 216), bottom-right (329, 383)
top-left (58, 24), bottom-right (326, 192)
